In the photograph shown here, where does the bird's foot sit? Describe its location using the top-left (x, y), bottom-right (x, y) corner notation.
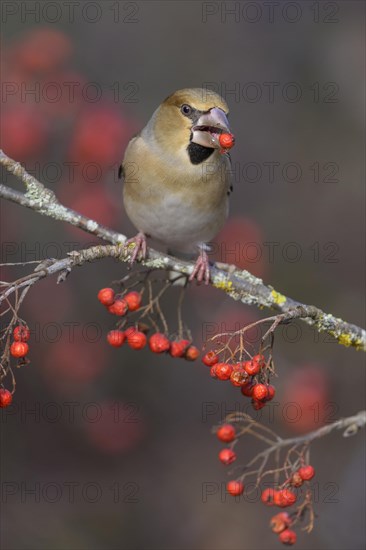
top-left (189, 250), bottom-right (211, 285)
top-left (125, 232), bottom-right (147, 264)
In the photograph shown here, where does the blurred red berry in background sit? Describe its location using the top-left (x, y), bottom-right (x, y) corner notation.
top-left (282, 365), bottom-right (329, 433)
top-left (60, 186), bottom-right (120, 241)
top-left (39, 71), bottom-right (86, 118)
top-left (13, 28), bottom-right (73, 75)
top-left (83, 400), bottom-right (145, 454)
top-left (1, 106), bottom-right (49, 160)
top-left (40, 335), bottom-right (107, 394)
top-left (213, 216), bottom-right (267, 278)
top-left (24, 278), bottom-right (73, 324)
top-left (69, 107), bottom-right (131, 167)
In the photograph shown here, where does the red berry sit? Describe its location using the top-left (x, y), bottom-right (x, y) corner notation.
top-left (298, 465), bottom-right (315, 481)
top-left (227, 480), bottom-right (244, 496)
top-left (124, 326), bottom-right (136, 338)
top-left (218, 448), bottom-right (237, 465)
top-left (219, 132), bottom-right (235, 150)
top-left (107, 330), bottom-right (125, 347)
top-left (279, 529), bottom-right (297, 545)
top-left (0, 389), bottom-right (13, 408)
top-left (15, 29), bottom-right (72, 74)
top-left (274, 489), bottom-right (297, 508)
top-left (261, 488), bottom-right (277, 505)
top-left (185, 345), bottom-right (200, 361)
top-left (149, 333), bottom-right (170, 353)
top-left (232, 362), bottom-right (244, 371)
top-left (170, 339), bottom-right (190, 358)
top-left (290, 472), bottom-right (303, 488)
top-left (202, 351), bottom-right (219, 367)
top-left (266, 384), bottom-right (276, 401)
top-left (210, 365), bottom-right (218, 378)
top-left (108, 299), bottom-right (128, 316)
top-left (270, 512), bottom-right (291, 534)
top-left (215, 362), bottom-right (233, 380)
top-left (10, 341), bottom-right (29, 358)
top-left (13, 325), bottom-right (30, 342)
top-left (252, 354), bottom-right (265, 367)
top-left (97, 287), bottom-right (115, 306)
top-left (217, 424), bottom-right (236, 442)
top-left (127, 330), bottom-right (147, 350)
top-left (241, 381), bottom-right (254, 397)
top-left (244, 360), bottom-right (261, 376)
top-left (252, 399), bottom-right (266, 410)
top-left (230, 368), bottom-right (248, 387)
top-left (124, 291), bottom-right (142, 311)
top-left (252, 383), bottom-right (269, 401)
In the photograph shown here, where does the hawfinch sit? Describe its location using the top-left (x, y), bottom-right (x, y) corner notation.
top-left (120, 88), bottom-right (234, 283)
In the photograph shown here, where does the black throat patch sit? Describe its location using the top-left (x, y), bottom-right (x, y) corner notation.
top-left (187, 142), bottom-right (214, 165)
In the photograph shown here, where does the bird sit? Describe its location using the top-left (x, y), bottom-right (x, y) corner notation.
top-left (120, 88), bottom-right (234, 284)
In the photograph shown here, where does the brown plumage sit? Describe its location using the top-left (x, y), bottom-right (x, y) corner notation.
top-left (121, 88), bottom-right (233, 282)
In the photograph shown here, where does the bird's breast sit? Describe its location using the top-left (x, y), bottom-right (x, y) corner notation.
top-left (122, 136), bottom-right (230, 252)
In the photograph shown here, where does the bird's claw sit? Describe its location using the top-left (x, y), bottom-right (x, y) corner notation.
top-left (125, 232), bottom-right (147, 264)
top-left (189, 250), bottom-right (210, 285)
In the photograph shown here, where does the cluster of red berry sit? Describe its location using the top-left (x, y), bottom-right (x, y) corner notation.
top-left (263, 465), bottom-right (315, 545)
top-left (10, 325), bottom-right (30, 359)
top-left (261, 464), bottom-right (315, 508)
top-left (270, 515), bottom-right (296, 546)
top-left (202, 352), bottom-right (275, 410)
top-left (1, 325), bottom-right (30, 408)
top-left (98, 287), bottom-right (200, 360)
top-left (98, 287), bottom-right (142, 316)
top-left (216, 423), bottom-right (316, 545)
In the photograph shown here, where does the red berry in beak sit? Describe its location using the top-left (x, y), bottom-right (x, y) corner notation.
top-left (219, 132), bottom-right (235, 150)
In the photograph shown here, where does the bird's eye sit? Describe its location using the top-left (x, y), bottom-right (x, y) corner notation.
top-left (181, 104), bottom-right (192, 116)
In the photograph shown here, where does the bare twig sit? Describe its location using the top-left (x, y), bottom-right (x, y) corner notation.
top-left (227, 410), bottom-right (366, 458)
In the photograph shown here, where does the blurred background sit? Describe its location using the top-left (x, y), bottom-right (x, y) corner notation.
top-left (0, 1), bottom-right (365, 549)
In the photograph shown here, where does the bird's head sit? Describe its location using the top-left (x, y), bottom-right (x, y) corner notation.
top-left (151, 88), bottom-right (232, 162)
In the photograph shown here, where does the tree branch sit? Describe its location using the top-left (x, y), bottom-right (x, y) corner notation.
top-left (227, 410), bottom-right (366, 452)
top-left (1, 150), bottom-right (365, 351)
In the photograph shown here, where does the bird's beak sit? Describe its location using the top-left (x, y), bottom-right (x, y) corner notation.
top-left (191, 107), bottom-right (231, 149)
